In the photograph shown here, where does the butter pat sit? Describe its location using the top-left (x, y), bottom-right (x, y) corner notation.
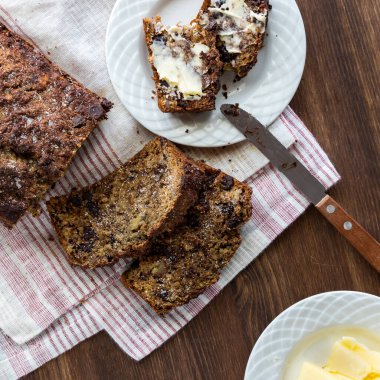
top-left (326, 338), bottom-right (380, 379)
top-left (297, 337), bottom-right (380, 380)
top-left (190, 44), bottom-right (210, 68)
top-left (298, 362), bottom-right (348, 380)
top-left (150, 26), bottom-right (209, 100)
top-left (151, 42), bottom-right (206, 98)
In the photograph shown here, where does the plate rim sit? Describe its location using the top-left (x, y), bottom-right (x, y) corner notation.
top-left (105, 0), bottom-right (307, 148)
top-left (244, 290), bottom-right (380, 380)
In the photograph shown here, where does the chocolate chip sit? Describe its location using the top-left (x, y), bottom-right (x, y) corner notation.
top-left (83, 226), bottom-right (98, 242)
top-left (81, 191), bottom-right (100, 217)
top-left (198, 193), bottom-right (210, 212)
top-left (218, 45), bottom-right (233, 63)
top-left (86, 200), bottom-right (100, 218)
top-left (76, 242), bottom-right (93, 253)
top-left (177, 99), bottom-right (187, 109)
top-left (227, 216), bottom-right (242, 229)
top-left (152, 242), bottom-right (171, 257)
top-left (68, 195), bottom-right (82, 207)
top-left (205, 171), bottom-right (220, 189)
top-left (109, 234), bottom-right (116, 245)
top-left (106, 256), bottom-right (114, 263)
top-left (75, 226), bottom-right (98, 253)
top-left (220, 175), bottom-right (234, 191)
top-left (0, 204), bottom-right (25, 224)
top-left (153, 34), bottom-right (167, 44)
top-left (88, 104), bottom-right (104, 119)
top-left (82, 190), bottom-right (93, 202)
top-left (40, 158), bottom-right (53, 167)
top-left (159, 289), bottom-right (169, 301)
top-left (155, 163), bottom-right (166, 174)
top-left (186, 211), bottom-right (200, 228)
top-left (246, 0), bottom-right (265, 7)
top-left (101, 98), bottom-right (113, 112)
top-left (218, 202), bottom-right (234, 216)
top-left (72, 115), bottom-right (84, 128)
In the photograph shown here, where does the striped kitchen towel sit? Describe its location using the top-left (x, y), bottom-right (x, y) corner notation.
top-left (0, 0), bottom-right (340, 378)
top-left (0, 106), bottom-right (340, 379)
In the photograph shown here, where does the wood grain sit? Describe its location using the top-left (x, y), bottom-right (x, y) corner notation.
top-left (24, 0), bottom-right (380, 379)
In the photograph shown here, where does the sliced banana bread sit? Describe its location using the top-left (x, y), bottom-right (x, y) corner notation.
top-left (197, 0), bottom-right (269, 78)
top-left (47, 138), bottom-right (205, 268)
top-left (122, 163), bottom-right (252, 313)
top-left (144, 16), bottom-right (223, 112)
top-left (0, 22), bottom-right (112, 228)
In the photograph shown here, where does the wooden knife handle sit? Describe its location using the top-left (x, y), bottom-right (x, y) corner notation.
top-left (316, 195), bottom-right (380, 272)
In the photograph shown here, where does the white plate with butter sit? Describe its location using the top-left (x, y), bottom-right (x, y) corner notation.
top-left (106, 0), bottom-right (306, 147)
top-left (244, 291), bottom-right (380, 380)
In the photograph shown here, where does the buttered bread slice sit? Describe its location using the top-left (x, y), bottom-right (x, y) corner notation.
top-left (197, 0), bottom-right (269, 78)
top-left (47, 138), bottom-right (205, 268)
top-left (144, 16), bottom-right (222, 112)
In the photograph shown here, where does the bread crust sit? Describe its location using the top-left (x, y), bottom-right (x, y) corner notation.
top-left (143, 16), bottom-right (222, 112)
top-left (0, 23), bottom-right (112, 228)
top-left (47, 137), bottom-right (206, 268)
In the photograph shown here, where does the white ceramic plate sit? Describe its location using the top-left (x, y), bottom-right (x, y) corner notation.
top-left (106, 0), bottom-right (306, 147)
top-left (244, 291), bottom-right (380, 380)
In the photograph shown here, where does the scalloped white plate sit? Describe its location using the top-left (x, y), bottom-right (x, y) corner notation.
top-left (244, 291), bottom-right (380, 380)
top-left (106, 0), bottom-right (306, 147)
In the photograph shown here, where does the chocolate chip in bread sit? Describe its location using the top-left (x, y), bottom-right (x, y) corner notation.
top-left (47, 137), bottom-right (205, 268)
top-left (144, 16), bottom-right (223, 112)
top-left (122, 163), bottom-right (252, 314)
top-left (0, 23), bottom-right (112, 228)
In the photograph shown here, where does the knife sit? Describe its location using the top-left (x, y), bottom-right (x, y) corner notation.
top-left (221, 104), bottom-right (380, 272)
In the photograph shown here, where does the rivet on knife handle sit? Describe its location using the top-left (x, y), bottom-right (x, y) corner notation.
top-left (316, 195), bottom-right (380, 272)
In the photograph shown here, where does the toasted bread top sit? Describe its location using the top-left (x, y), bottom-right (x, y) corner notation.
top-left (0, 23), bottom-right (112, 228)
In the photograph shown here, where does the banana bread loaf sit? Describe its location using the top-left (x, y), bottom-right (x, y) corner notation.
top-left (47, 137), bottom-right (205, 268)
top-left (0, 22), bottom-right (112, 228)
top-left (144, 16), bottom-right (223, 112)
top-left (122, 163), bottom-right (252, 313)
top-left (197, 0), bottom-right (269, 78)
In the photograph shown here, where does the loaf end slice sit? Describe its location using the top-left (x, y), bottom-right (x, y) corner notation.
top-left (122, 164), bottom-right (252, 313)
top-left (197, 0), bottom-right (269, 78)
top-left (47, 137), bottom-right (205, 268)
top-left (144, 16), bottom-right (222, 112)
top-left (0, 23), bottom-right (112, 228)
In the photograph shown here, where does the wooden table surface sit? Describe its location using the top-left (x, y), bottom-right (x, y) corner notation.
top-left (25, 0), bottom-right (380, 379)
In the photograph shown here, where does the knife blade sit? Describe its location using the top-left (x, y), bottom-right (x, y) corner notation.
top-left (221, 103), bottom-right (380, 272)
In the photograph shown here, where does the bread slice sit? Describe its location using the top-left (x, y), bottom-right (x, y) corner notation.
top-left (144, 16), bottom-right (222, 112)
top-left (47, 138), bottom-right (205, 268)
top-left (197, 0), bottom-right (269, 78)
top-left (122, 163), bottom-right (252, 313)
top-left (0, 23), bottom-right (112, 228)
